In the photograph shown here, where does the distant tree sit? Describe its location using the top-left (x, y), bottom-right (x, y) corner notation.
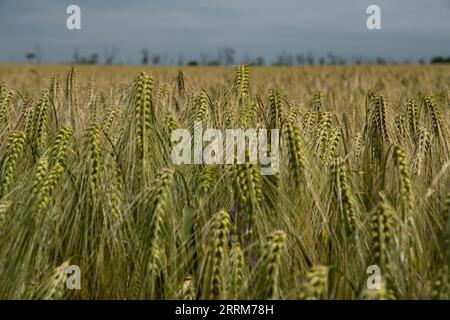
top-left (430, 56), bottom-right (444, 63)
top-left (327, 51), bottom-right (339, 65)
top-left (141, 49), bottom-right (149, 65)
top-left (286, 53), bottom-right (294, 66)
top-left (252, 56), bottom-right (265, 66)
top-left (105, 47), bottom-right (115, 64)
top-left (324, 51), bottom-right (346, 65)
top-left (187, 60), bottom-right (199, 66)
top-left (375, 57), bottom-right (386, 65)
top-left (225, 47), bottom-right (236, 65)
top-left (296, 54), bottom-right (305, 65)
top-left (274, 52), bottom-right (293, 66)
top-left (152, 54), bottom-right (161, 65)
top-left (306, 52), bottom-right (315, 65)
top-left (88, 54), bottom-right (98, 64)
top-left (218, 47), bottom-right (236, 65)
top-left (75, 53), bottom-right (99, 64)
top-left (25, 52), bottom-right (36, 63)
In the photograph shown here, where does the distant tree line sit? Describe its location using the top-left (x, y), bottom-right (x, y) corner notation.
top-left (430, 56), bottom-right (450, 64)
top-left (23, 46), bottom-right (450, 66)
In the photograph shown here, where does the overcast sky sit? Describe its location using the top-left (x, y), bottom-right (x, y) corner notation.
top-left (0, 0), bottom-right (449, 64)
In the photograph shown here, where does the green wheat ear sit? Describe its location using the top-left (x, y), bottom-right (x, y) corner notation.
top-left (234, 64), bottom-right (250, 100)
top-left (423, 95), bottom-right (448, 153)
top-left (229, 243), bottom-right (244, 299)
top-left (254, 230), bottom-right (287, 300)
top-left (370, 202), bottom-right (394, 270)
top-left (86, 123), bottom-right (102, 202)
top-left (284, 118), bottom-right (305, 187)
top-left (110, 156), bottom-right (124, 225)
top-left (134, 72), bottom-right (154, 157)
top-left (330, 157), bottom-right (357, 234)
top-left (28, 90), bottom-right (50, 152)
top-left (412, 126), bottom-right (430, 176)
top-left (32, 261), bottom-right (70, 300)
top-left (314, 111), bottom-right (332, 158)
top-left (31, 156), bottom-right (48, 197)
top-left (365, 93), bottom-right (393, 161)
top-left (312, 91), bottom-right (325, 112)
top-left (200, 165), bottom-right (215, 194)
top-left (393, 145), bottom-right (413, 218)
top-left (269, 89), bottom-right (283, 129)
top-left (0, 88), bottom-right (13, 127)
top-left (192, 90), bottom-right (209, 130)
top-left (32, 161), bottom-right (65, 218)
top-left (49, 126), bottom-right (73, 167)
top-left (139, 167), bottom-right (174, 298)
top-left (177, 275), bottom-right (195, 300)
top-left (299, 266), bottom-right (329, 300)
top-left (0, 131), bottom-right (26, 196)
top-left (0, 200), bottom-right (12, 228)
top-left (430, 265), bottom-right (450, 300)
top-left (206, 209), bottom-right (230, 300)
top-left (359, 278), bottom-right (394, 300)
top-left (406, 99), bottom-right (419, 138)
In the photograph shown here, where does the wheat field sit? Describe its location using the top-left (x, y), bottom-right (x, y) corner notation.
top-left (0, 64), bottom-right (449, 299)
